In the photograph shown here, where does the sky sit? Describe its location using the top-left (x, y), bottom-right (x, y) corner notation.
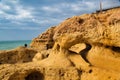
top-left (0, 0), bottom-right (120, 41)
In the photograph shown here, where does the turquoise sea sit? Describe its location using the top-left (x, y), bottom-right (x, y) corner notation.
top-left (0, 40), bottom-right (31, 50)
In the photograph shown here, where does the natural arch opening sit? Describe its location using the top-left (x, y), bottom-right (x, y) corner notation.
top-left (25, 71), bottom-right (44, 80)
top-left (79, 43), bottom-right (92, 62)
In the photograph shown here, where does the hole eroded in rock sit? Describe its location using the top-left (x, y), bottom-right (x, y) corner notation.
top-left (59, 70), bottom-right (65, 76)
top-left (78, 19), bottom-right (84, 24)
top-left (112, 46), bottom-right (120, 53)
top-left (46, 54), bottom-right (49, 57)
top-left (89, 69), bottom-right (93, 73)
top-left (79, 43), bottom-right (92, 62)
top-left (25, 71), bottom-right (44, 80)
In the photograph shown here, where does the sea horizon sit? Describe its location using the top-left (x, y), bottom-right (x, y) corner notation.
top-left (0, 40), bottom-right (31, 50)
top-left (0, 39), bottom-right (32, 41)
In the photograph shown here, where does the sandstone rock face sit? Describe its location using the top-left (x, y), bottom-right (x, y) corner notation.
top-left (0, 46), bottom-right (37, 64)
top-left (0, 7), bottom-right (120, 80)
top-left (30, 27), bottom-right (55, 50)
top-left (32, 49), bottom-right (51, 62)
top-left (31, 7), bottom-right (120, 49)
top-left (0, 63), bottom-right (80, 80)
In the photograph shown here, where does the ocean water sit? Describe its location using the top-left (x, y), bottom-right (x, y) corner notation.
top-left (0, 40), bottom-right (31, 50)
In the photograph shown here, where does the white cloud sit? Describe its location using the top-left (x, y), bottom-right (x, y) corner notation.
top-left (32, 19), bottom-right (49, 24)
top-left (18, 26), bottom-right (41, 30)
top-left (0, 10), bottom-right (4, 14)
top-left (0, 0), bottom-right (33, 20)
top-left (0, 0), bottom-right (120, 31)
top-left (41, 1), bottom-right (96, 14)
top-left (32, 17), bottom-right (62, 26)
top-left (32, 1), bottom-right (97, 28)
top-left (0, 3), bottom-right (11, 10)
top-left (84, 1), bottom-right (95, 9)
top-left (11, 20), bottom-right (22, 25)
top-left (15, 7), bottom-right (33, 19)
top-left (71, 4), bottom-right (82, 11)
top-left (1, 0), bottom-right (19, 4)
top-left (42, 6), bottom-right (62, 13)
top-left (102, 0), bottom-right (120, 9)
top-left (0, 0), bottom-right (39, 30)
top-left (0, 26), bottom-right (41, 30)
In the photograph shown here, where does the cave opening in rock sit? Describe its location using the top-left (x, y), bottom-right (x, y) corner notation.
top-left (25, 71), bottom-right (44, 80)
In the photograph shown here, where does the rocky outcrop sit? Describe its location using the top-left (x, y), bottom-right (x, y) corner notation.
top-left (32, 49), bottom-right (51, 62)
top-left (0, 63), bottom-right (80, 80)
top-left (30, 27), bottom-right (55, 50)
top-left (0, 46), bottom-right (37, 64)
top-left (0, 7), bottom-right (120, 80)
top-left (30, 7), bottom-right (120, 49)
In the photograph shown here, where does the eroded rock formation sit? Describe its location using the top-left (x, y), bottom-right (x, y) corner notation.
top-left (30, 27), bottom-right (55, 50)
top-left (0, 46), bottom-right (37, 64)
top-left (0, 7), bottom-right (120, 80)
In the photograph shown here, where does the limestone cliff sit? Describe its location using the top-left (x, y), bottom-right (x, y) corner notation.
top-left (0, 7), bottom-right (120, 80)
top-left (30, 27), bottom-right (55, 50)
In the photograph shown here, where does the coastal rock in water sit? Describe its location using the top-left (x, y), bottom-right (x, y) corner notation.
top-left (0, 7), bottom-right (120, 80)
